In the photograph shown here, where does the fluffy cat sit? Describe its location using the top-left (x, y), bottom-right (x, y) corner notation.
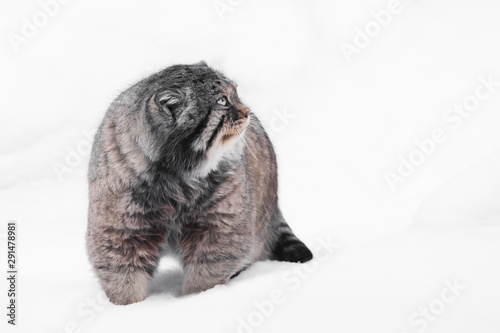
top-left (86, 62), bottom-right (312, 305)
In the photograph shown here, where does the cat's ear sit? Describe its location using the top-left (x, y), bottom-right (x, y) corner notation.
top-left (195, 60), bottom-right (208, 67)
top-left (155, 90), bottom-right (182, 121)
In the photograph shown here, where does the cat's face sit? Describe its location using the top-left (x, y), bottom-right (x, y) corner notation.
top-left (144, 62), bottom-right (250, 174)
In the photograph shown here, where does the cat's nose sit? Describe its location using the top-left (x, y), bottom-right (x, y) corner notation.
top-left (236, 107), bottom-right (250, 120)
top-left (230, 104), bottom-right (250, 121)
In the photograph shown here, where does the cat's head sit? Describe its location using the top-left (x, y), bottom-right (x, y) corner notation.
top-left (137, 62), bottom-right (251, 176)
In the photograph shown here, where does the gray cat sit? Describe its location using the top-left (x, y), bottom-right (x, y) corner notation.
top-left (86, 62), bottom-right (312, 305)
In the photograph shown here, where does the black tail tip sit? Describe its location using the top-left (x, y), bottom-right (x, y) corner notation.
top-left (272, 240), bottom-right (314, 263)
top-left (293, 245), bottom-right (314, 263)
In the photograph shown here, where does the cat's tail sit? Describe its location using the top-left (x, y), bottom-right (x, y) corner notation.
top-left (269, 207), bottom-right (313, 263)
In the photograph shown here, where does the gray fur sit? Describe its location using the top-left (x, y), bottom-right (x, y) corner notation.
top-left (86, 62), bottom-right (312, 305)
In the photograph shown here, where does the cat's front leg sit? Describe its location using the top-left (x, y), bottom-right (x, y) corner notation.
top-left (87, 224), bottom-right (166, 305)
top-left (180, 223), bottom-right (250, 295)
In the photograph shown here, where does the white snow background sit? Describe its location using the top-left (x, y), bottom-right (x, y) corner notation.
top-left (1, 0), bottom-right (500, 332)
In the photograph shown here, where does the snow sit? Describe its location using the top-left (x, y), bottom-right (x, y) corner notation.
top-left (1, 0), bottom-right (500, 332)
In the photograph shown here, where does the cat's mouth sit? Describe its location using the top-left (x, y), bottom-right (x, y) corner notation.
top-left (221, 115), bottom-right (250, 143)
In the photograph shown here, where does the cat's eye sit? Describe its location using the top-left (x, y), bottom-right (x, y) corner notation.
top-left (217, 96), bottom-right (228, 106)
